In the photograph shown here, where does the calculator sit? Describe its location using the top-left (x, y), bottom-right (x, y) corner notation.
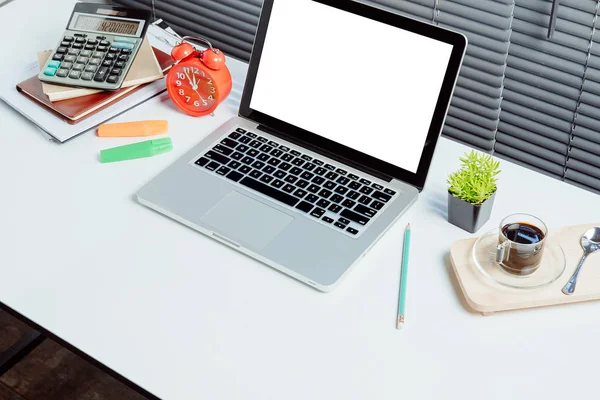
top-left (38, 3), bottom-right (152, 91)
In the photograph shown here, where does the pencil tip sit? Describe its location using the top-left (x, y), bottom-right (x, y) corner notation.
top-left (406, 223), bottom-right (411, 229)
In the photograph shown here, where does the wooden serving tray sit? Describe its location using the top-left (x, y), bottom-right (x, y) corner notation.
top-left (450, 222), bottom-right (600, 315)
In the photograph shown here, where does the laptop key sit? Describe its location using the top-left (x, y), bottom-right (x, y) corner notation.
top-left (216, 166), bottom-right (231, 176)
top-left (221, 137), bottom-right (238, 148)
top-left (313, 159), bottom-right (324, 166)
top-left (360, 186), bottom-right (374, 195)
top-left (249, 140), bottom-right (261, 148)
top-left (303, 163), bottom-right (316, 171)
top-left (359, 195), bottom-right (372, 205)
top-left (317, 199), bottom-right (331, 208)
top-left (246, 132), bottom-right (257, 138)
top-left (241, 156), bottom-right (254, 165)
top-left (271, 179), bottom-right (284, 188)
top-left (324, 181), bottom-right (336, 190)
top-left (291, 158), bottom-right (304, 166)
top-left (342, 199), bottom-right (356, 208)
top-left (205, 151), bottom-right (230, 164)
top-left (354, 204), bottom-right (377, 218)
top-left (347, 190), bottom-right (360, 200)
top-left (310, 207), bottom-right (325, 218)
top-left (336, 168), bottom-right (347, 175)
top-left (250, 170), bottom-right (262, 179)
top-left (280, 162), bottom-right (292, 171)
top-left (281, 153), bottom-right (294, 162)
top-left (290, 167), bottom-right (303, 175)
top-left (248, 149), bottom-right (260, 157)
top-left (347, 227), bottom-right (359, 235)
top-left (325, 172), bottom-right (339, 180)
top-left (315, 167), bottom-right (327, 176)
top-left (195, 157), bottom-right (209, 166)
top-left (322, 216), bottom-right (334, 224)
top-left (330, 194), bottom-right (344, 203)
top-left (284, 175), bottom-right (298, 184)
top-left (236, 144), bottom-right (250, 152)
top-left (240, 177), bottom-right (298, 207)
top-left (384, 188), bottom-right (396, 196)
top-left (371, 200), bottom-right (384, 210)
top-left (312, 176), bottom-right (326, 185)
top-left (268, 141), bottom-right (279, 147)
top-left (335, 186), bottom-right (348, 195)
top-left (300, 171), bottom-right (314, 180)
top-left (339, 217), bottom-right (351, 225)
top-left (359, 178), bottom-right (371, 185)
top-left (213, 144), bottom-right (233, 156)
top-left (257, 136), bottom-right (268, 143)
top-left (259, 144), bottom-right (273, 153)
top-left (228, 131), bottom-right (241, 140)
top-left (274, 170), bottom-right (286, 179)
top-left (294, 189), bottom-right (308, 198)
top-left (372, 191), bottom-right (392, 202)
top-left (257, 153), bottom-right (270, 162)
top-left (290, 150), bottom-right (301, 156)
top-left (271, 149), bottom-right (283, 157)
top-left (229, 160), bottom-right (242, 169)
top-left (206, 161), bottom-right (220, 171)
top-left (239, 136), bottom-right (251, 144)
top-left (296, 201), bottom-right (313, 213)
top-left (260, 174), bottom-right (274, 184)
top-left (263, 165), bottom-right (276, 174)
top-left (328, 204), bottom-right (342, 213)
top-left (239, 165), bottom-right (252, 174)
top-left (341, 209), bottom-right (370, 225)
top-left (279, 146), bottom-right (290, 152)
top-left (372, 183), bottom-right (384, 191)
top-left (306, 194), bottom-right (319, 203)
top-left (337, 176), bottom-right (350, 185)
top-left (231, 152), bottom-right (244, 160)
top-left (267, 158), bottom-right (281, 166)
top-left (307, 184), bottom-right (320, 193)
top-left (348, 181), bottom-right (361, 190)
top-left (283, 184), bottom-right (295, 193)
top-left (236, 128), bottom-right (246, 134)
top-left (318, 189), bottom-right (332, 198)
top-left (251, 160), bottom-right (265, 169)
top-left (226, 171), bottom-right (244, 182)
top-left (296, 179), bottom-right (309, 188)
top-left (334, 222), bottom-right (346, 229)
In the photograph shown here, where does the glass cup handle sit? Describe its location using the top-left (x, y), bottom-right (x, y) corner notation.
top-left (496, 241), bottom-right (510, 263)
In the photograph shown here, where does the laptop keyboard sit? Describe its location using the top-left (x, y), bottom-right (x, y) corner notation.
top-left (193, 128), bottom-right (398, 237)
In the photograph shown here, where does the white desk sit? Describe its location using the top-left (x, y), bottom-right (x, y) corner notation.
top-left (2, 1), bottom-right (600, 399)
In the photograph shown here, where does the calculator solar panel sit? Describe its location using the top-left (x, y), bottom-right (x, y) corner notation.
top-left (38, 3), bottom-right (152, 91)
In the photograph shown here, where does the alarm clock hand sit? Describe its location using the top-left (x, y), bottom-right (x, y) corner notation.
top-left (191, 73), bottom-right (198, 90)
top-left (183, 69), bottom-right (195, 89)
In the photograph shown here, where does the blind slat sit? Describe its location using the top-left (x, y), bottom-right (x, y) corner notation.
top-left (502, 89), bottom-right (575, 122)
top-left (498, 120), bottom-right (569, 154)
top-left (505, 66), bottom-right (581, 99)
top-left (571, 136), bottom-right (600, 157)
top-left (503, 77), bottom-right (578, 110)
top-left (495, 143), bottom-right (566, 176)
top-left (572, 125), bottom-right (600, 145)
top-left (496, 132), bottom-right (567, 165)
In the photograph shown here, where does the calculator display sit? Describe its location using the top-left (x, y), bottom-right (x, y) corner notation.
top-left (74, 15), bottom-right (139, 35)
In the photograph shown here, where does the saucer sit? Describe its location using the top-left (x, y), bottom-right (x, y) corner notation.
top-left (471, 228), bottom-right (566, 290)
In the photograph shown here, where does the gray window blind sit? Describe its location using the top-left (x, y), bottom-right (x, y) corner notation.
top-left (112, 0), bottom-right (600, 195)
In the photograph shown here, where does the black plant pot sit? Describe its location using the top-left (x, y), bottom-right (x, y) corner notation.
top-left (447, 191), bottom-right (496, 233)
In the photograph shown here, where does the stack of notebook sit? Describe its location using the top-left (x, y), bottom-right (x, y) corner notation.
top-left (16, 37), bottom-right (174, 125)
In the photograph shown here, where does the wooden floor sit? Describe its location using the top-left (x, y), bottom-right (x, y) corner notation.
top-left (0, 309), bottom-right (147, 400)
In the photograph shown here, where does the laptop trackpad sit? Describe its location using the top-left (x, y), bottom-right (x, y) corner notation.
top-left (200, 191), bottom-right (294, 249)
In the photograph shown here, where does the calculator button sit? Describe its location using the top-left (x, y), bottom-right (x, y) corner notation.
top-left (105, 53), bottom-right (116, 60)
top-left (63, 55), bottom-right (76, 62)
top-left (47, 60), bottom-right (61, 68)
top-left (56, 68), bottom-right (69, 77)
top-left (80, 50), bottom-right (92, 57)
top-left (114, 36), bottom-right (137, 44)
top-left (67, 48), bottom-right (79, 56)
top-left (86, 39), bottom-right (98, 45)
top-left (110, 68), bottom-right (121, 76)
top-left (97, 46), bottom-right (108, 52)
top-left (102, 60), bottom-right (112, 67)
top-left (92, 52), bottom-right (105, 58)
top-left (56, 47), bottom-right (68, 54)
top-left (81, 72), bottom-right (94, 81)
top-left (94, 66), bottom-right (109, 82)
top-left (84, 65), bottom-right (97, 73)
top-left (72, 43), bottom-right (83, 49)
top-left (72, 63), bottom-right (84, 71)
top-left (89, 58), bottom-right (101, 65)
top-left (106, 75), bottom-right (119, 84)
top-left (99, 40), bottom-right (110, 46)
top-left (108, 47), bottom-right (119, 53)
top-left (117, 54), bottom-right (129, 62)
top-left (85, 44), bottom-right (96, 50)
top-left (68, 70), bottom-right (81, 79)
top-left (52, 53), bottom-right (64, 61)
top-left (60, 41), bottom-right (71, 47)
top-left (75, 37), bottom-right (86, 43)
top-left (76, 57), bottom-right (89, 64)
top-left (111, 42), bottom-right (134, 50)
top-left (43, 67), bottom-right (57, 76)
top-left (63, 36), bottom-right (74, 42)
top-left (120, 49), bottom-right (132, 55)
top-left (114, 61), bottom-right (125, 68)
top-left (61, 62), bottom-right (73, 69)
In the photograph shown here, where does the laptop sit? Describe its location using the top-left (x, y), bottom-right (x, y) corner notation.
top-left (137, 0), bottom-right (467, 291)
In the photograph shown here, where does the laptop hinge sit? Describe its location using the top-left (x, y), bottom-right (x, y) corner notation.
top-left (256, 125), bottom-right (394, 182)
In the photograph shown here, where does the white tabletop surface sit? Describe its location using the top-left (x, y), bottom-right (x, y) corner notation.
top-left (2, 1), bottom-right (600, 399)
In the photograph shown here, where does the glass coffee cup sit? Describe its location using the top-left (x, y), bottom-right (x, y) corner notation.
top-left (495, 213), bottom-right (547, 276)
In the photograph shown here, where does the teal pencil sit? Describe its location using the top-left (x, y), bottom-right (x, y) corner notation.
top-left (397, 223), bottom-right (411, 330)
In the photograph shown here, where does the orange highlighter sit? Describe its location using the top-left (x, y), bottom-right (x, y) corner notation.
top-left (97, 120), bottom-right (168, 138)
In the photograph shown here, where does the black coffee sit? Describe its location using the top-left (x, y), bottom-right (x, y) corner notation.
top-left (501, 222), bottom-right (545, 245)
top-left (499, 222), bottom-right (546, 275)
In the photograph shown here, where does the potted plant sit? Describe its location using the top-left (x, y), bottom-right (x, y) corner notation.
top-left (447, 150), bottom-right (501, 233)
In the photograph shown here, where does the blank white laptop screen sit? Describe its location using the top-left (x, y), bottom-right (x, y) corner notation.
top-left (249, 0), bottom-right (454, 173)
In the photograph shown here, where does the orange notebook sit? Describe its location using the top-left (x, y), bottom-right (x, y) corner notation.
top-left (16, 47), bottom-right (174, 125)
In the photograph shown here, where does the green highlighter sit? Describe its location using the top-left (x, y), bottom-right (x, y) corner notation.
top-left (100, 138), bottom-right (173, 163)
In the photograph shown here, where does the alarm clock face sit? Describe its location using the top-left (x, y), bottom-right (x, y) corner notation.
top-left (166, 63), bottom-right (218, 116)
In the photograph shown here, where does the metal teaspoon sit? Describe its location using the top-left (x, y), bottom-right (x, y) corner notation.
top-left (562, 227), bottom-right (600, 295)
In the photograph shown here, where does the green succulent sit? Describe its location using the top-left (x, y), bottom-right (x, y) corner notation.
top-left (447, 150), bottom-right (501, 205)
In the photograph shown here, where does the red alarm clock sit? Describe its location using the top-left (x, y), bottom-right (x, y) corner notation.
top-left (166, 36), bottom-right (232, 117)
